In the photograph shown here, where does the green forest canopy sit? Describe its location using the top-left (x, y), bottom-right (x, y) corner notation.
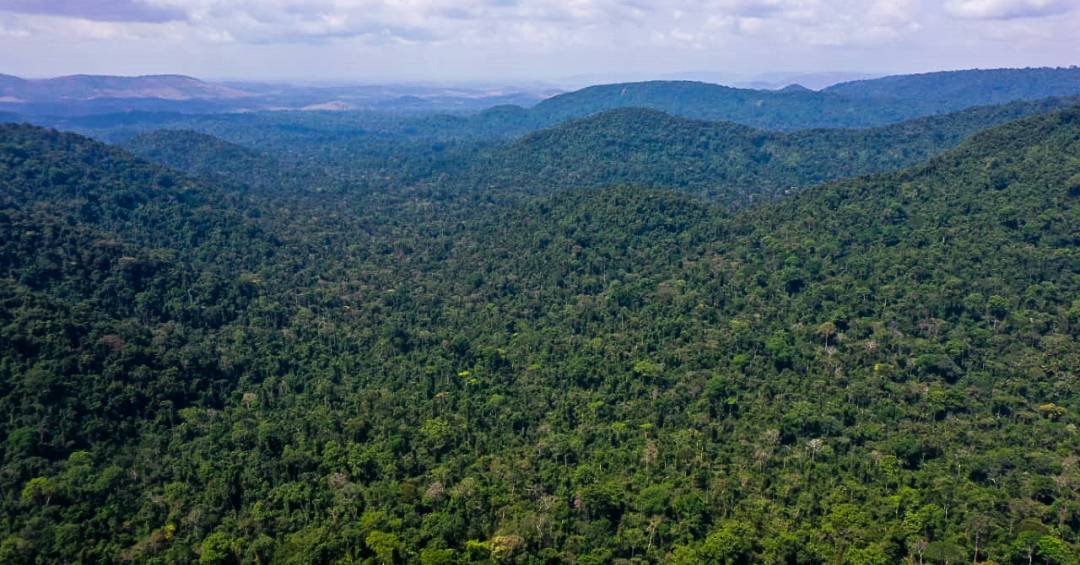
top-left (0, 98), bottom-right (1078, 562)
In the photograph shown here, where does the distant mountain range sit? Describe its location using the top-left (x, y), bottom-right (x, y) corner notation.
top-left (824, 67), bottom-right (1080, 105)
top-left (0, 74), bottom-right (250, 102)
top-left (663, 70), bottom-right (882, 91)
top-left (4, 67), bottom-right (1080, 125)
top-left (518, 67), bottom-right (1080, 130)
top-left (0, 73), bottom-right (560, 115)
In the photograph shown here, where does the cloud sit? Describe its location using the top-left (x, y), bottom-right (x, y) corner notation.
top-left (663, 0), bottom-right (920, 48)
top-left (709, 0), bottom-right (790, 17)
top-left (0, 0), bottom-right (1075, 83)
top-left (110, 0), bottom-right (630, 44)
top-left (0, 13), bottom-right (190, 41)
top-left (0, 0), bottom-right (185, 23)
top-left (944, 0), bottom-right (1072, 19)
top-left (0, 1), bottom-right (927, 47)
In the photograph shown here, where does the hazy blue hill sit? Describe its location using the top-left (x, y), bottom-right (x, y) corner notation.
top-left (22, 68), bottom-right (1080, 146)
top-left (0, 73), bottom-right (557, 117)
top-left (524, 79), bottom-right (888, 130)
top-left (825, 67), bottom-right (1080, 107)
top-left (0, 75), bottom-right (253, 118)
top-left (518, 68), bottom-right (1080, 130)
top-left (48, 110), bottom-right (190, 131)
top-left (775, 96), bottom-right (1080, 181)
top-left (110, 97), bottom-right (1078, 208)
top-left (0, 73), bottom-right (27, 91)
top-left (25, 74), bottom-right (247, 100)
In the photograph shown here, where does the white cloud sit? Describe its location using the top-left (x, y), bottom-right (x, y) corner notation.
top-left (661, 0), bottom-right (921, 47)
top-left (0, 0), bottom-right (932, 48)
top-left (0, 12), bottom-right (190, 41)
top-left (0, 0), bottom-right (185, 23)
top-left (132, 0), bottom-right (649, 44)
top-left (944, 0), bottom-right (1073, 19)
top-left (0, 0), bottom-right (1075, 81)
top-left (0, 20), bottom-right (29, 38)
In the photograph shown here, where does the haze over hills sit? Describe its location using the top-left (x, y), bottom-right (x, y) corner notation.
top-left (519, 67), bottom-right (1080, 131)
top-left (5, 67), bottom-right (1080, 132)
top-left (0, 73), bottom-right (252, 101)
top-left (10, 67), bottom-right (1080, 185)
top-left (0, 73), bottom-right (560, 115)
top-left (563, 70), bottom-right (880, 91)
top-left (729, 71), bottom-right (882, 91)
top-left (115, 96), bottom-right (1079, 209)
top-left (824, 67), bottom-right (1080, 102)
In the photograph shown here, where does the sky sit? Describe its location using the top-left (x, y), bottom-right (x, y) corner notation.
top-left (0, 0), bottom-right (1077, 84)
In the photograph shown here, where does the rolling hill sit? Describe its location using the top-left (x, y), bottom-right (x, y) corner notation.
top-left (119, 129), bottom-right (296, 193)
top-left (518, 67), bottom-right (1080, 131)
top-left (423, 96), bottom-right (1080, 206)
top-left (114, 97), bottom-right (1079, 209)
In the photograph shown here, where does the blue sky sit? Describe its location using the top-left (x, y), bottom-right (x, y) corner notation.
top-left (0, 0), bottom-right (1077, 83)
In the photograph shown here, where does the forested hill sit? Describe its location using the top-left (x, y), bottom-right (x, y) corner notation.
top-left (0, 123), bottom-right (278, 447)
top-left (520, 67), bottom-right (1080, 130)
top-left (460, 97), bottom-right (1079, 206)
top-left (418, 106), bottom-right (1080, 562)
top-left (121, 129), bottom-right (267, 180)
top-left (0, 123), bottom-right (261, 252)
top-left (119, 129), bottom-right (307, 194)
top-left (525, 80), bottom-right (860, 130)
top-left (0, 103), bottom-right (1077, 561)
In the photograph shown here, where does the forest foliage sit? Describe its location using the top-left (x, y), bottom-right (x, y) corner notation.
top-left (0, 85), bottom-right (1078, 563)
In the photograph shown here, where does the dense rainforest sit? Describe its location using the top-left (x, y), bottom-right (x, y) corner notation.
top-left (0, 69), bottom-right (1078, 564)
